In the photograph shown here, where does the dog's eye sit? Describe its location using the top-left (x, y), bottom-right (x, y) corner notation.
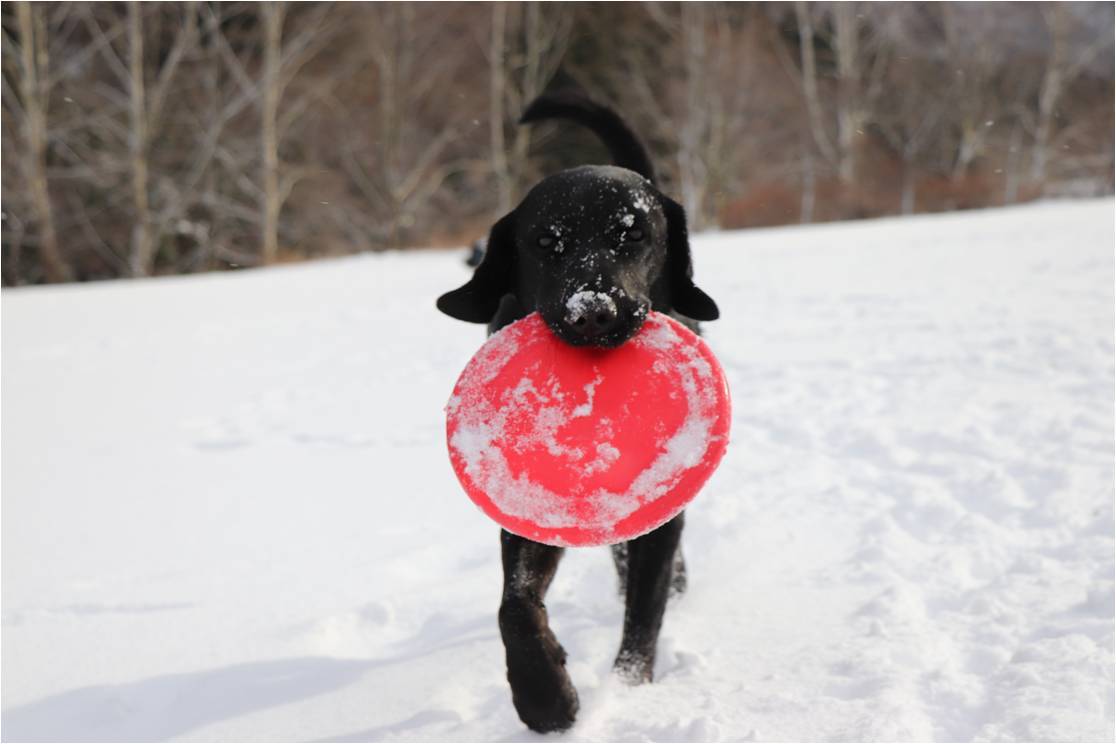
top-left (537, 235), bottom-right (555, 249)
top-left (626, 229), bottom-right (644, 242)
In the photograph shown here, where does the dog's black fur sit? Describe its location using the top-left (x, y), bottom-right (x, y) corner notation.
top-left (437, 89), bottom-right (718, 733)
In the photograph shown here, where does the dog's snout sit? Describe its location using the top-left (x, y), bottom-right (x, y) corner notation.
top-left (565, 291), bottom-right (619, 338)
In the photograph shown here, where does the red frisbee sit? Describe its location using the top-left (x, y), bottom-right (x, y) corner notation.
top-left (446, 311), bottom-right (730, 547)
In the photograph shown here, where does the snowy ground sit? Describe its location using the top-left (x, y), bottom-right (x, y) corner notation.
top-left (2, 199), bottom-right (1113, 742)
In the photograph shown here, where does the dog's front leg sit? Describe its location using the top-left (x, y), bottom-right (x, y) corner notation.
top-left (498, 529), bottom-right (579, 732)
top-left (613, 512), bottom-right (685, 683)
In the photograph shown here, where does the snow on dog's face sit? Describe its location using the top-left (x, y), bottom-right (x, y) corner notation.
top-left (437, 165), bottom-right (718, 347)
top-left (514, 167), bottom-right (664, 347)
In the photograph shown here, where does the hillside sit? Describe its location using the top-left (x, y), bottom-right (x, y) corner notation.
top-left (3, 199), bottom-right (1113, 741)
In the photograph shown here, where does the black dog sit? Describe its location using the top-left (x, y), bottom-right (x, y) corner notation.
top-left (437, 90), bottom-right (719, 733)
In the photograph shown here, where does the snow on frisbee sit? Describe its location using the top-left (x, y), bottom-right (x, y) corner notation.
top-left (446, 311), bottom-right (731, 547)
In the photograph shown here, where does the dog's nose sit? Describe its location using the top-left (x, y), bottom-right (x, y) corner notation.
top-left (565, 291), bottom-right (619, 338)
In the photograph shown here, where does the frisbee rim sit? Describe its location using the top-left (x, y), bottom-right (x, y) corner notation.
top-left (446, 311), bottom-right (730, 547)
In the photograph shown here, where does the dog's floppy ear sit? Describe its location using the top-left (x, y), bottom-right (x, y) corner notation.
top-left (437, 212), bottom-right (517, 323)
top-left (660, 195), bottom-right (719, 321)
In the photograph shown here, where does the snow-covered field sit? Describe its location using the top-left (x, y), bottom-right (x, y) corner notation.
top-left (3, 199), bottom-right (1113, 742)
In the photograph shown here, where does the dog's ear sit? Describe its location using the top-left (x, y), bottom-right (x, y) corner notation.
top-left (660, 195), bottom-right (719, 321)
top-left (437, 212), bottom-right (517, 323)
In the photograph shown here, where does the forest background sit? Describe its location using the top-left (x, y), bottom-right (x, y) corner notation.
top-left (2, 1), bottom-right (1112, 284)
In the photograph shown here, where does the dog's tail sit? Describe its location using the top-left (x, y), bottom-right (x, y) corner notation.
top-left (519, 89), bottom-right (657, 184)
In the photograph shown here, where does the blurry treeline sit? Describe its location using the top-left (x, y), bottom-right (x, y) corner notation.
top-left (2, 2), bottom-right (1113, 284)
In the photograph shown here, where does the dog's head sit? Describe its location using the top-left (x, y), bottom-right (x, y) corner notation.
top-left (437, 165), bottom-right (718, 347)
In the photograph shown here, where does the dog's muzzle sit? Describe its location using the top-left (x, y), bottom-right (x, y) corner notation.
top-left (549, 290), bottom-right (649, 348)
top-left (564, 291), bottom-right (619, 339)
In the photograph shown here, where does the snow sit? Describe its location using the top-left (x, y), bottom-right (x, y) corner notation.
top-left (565, 290), bottom-right (616, 323)
top-left (625, 320), bottom-right (724, 504)
top-left (3, 198), bottom-right (1114, 742)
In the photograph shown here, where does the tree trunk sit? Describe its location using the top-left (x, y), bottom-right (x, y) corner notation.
top-left (794, 2), bottom-right (836, 171)
top-left (800, 147), bottom-right (816, 224)
top-left (128, 3), bottom-right (154, 277)
top-left (510, 1), bottom-right (541, 197)
top-left (261, 1), bottom-right (285, 264)
top-left (16, 2), bottom-right (71, 283)
top-left (951, 116), bottom-right (982, 183)
top-left (678, 1), bottom-right (708, 226)
top-left (900, 156), bottom-right (916, 215)
top-left (1031, 6), bottom-right (1067, 186)
top-left (833, 3), bottom-right (860, 184)
top-left (1004, 123), bottom-right (1022, 204)
top-left (489, 2), bottom-right (511, 215)
top-left (201, 4), bottom-right (222, 271)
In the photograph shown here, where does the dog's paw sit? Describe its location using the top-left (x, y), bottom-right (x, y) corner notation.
top-left (506, 638), bottom-right (579, 732)
top-left (501, 609), bottom-right (579, 732)
top-left (510, 676), bottom-right (579, 733)
top-left (613, 649), bottom-right (654, 685)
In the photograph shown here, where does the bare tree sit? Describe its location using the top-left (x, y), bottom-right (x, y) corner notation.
top-left (316, 3), bottom-right (489, 251)
top-left (675, 2), bottom-right (710, 221)
top-left (1, 1), bottom-right (1112, 284)
top-left (257, 1), bottom-right (338, 263)
top-left (875, 62), bottom-right (945, 214)
top-left (591, 3), bottom-right (781, 228)
top-left (489, 2), bottom-right (511, 214)
top-left (791, 0), bottom-right (831, 212)
top-left (786, 2), bottom-right (889, 186)
top-left (872, 6), bottom-right (949, 213)
top-left (126, 3), bottom-right (151, 275)
top-left (75, 2), bottom-right (201, 276)
top-left (260, 1), bottom-right (283, 264)
top-left (5, 2), bottom-right (72, 282)
top-left (1027, 2), bottom-right (1113, 184)
top-left (489, 1), bottom-right (571, 215)
top-left (936, 4), bottom-right (1007, 182)
top-left (772, 1), bottom-right (891, 221)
